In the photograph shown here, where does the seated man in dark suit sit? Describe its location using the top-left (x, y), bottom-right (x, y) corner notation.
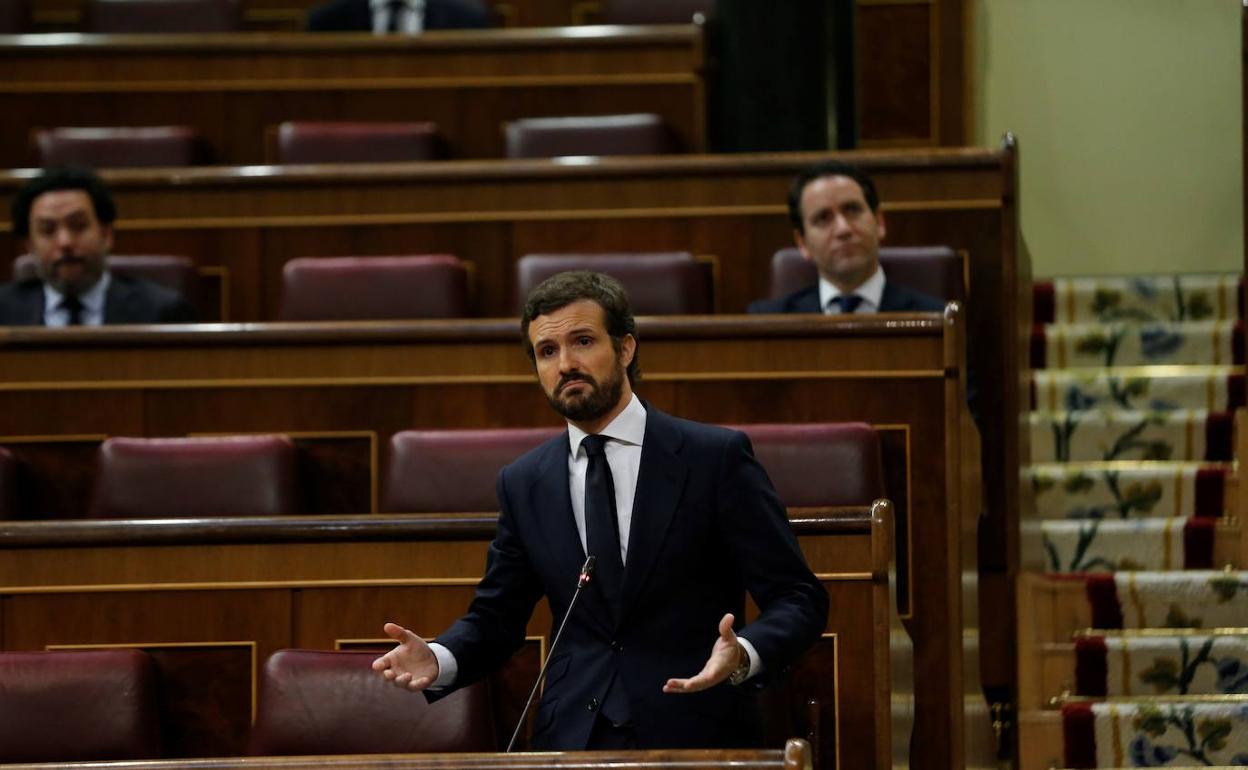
top-left (748, 160), bottom-right (944, 314)
top-left (306, 0), bottom-right (490, 33)
top-left (0, 168), bottom-right (196, 326)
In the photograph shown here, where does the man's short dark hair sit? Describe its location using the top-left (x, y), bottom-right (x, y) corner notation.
top-left (521, 270), bottom-right (640, 385)
top-left (10, 167), bottom-right (117, 239)
top-left (787, 160), bottom-right (880, 233)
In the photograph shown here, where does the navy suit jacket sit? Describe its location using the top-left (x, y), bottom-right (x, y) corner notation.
top-left (306, 0), bottom-right (490, 31)
top-left (0, 276), bottom-right (196, 326)
top-left (430, 405), bottom-right (828, 750)
top-left (746, 280), bottom-right (945, 314)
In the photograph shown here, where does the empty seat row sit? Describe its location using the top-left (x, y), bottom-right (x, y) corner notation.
top-left (30, 115), bottom-right (679, 168)
top-left (0, 647), bottom-right (493, 762)
top-left (8, 247), bottom-right (961, 323)
top-left (0, 423), bottom-right (883, 519)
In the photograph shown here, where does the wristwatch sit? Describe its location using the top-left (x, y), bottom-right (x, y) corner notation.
top-left (727, 642), bottom-right (751, 686)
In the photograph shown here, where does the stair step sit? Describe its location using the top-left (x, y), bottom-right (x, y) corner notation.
top-left (1032, 367), bottom-right (1244, 412)
top-left (1083, 570), bottom-right (1248, 629)
top-left (1033, 320), bottom-right (1242, 369)
top-left (1029, 462), bottom-right (1228, 520)
top-left (1028, 519), bottom-right (1215, 573)
top-left (1073, 632), bottom-right (1248, 697)
top-left (1062, 699), bottom-right (1248, 767)
top-left (1034, 274), bottom-right (1242, 325)
top-left (1029, 410), bottom-right (1232, 463)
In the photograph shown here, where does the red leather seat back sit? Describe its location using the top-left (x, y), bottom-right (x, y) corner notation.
top-left (730, 422), bottom-right (884, 507)
top-left (86, 0), bottom-right (239, 32)
top-left (0, 649), bottom-right (162, 762)
top-left (89, 435), bottom-right (297, 518)
top-left (504, 113), bottom-right (678, 159)
top-left (34, 126), bottom-right (209, 168)
top-left (0, 446), bottom-right (15, 519)
top-left (248, 650), bottom-right (497, 755)
top-left (382, 427), bottom-right (562, 512)
top-left (280, 255), bottom-right (471, 321)
top-left (514, 252), bottom-right (712, 315)
top-left (276, 122), bottom-right (442, 164)
top-left (768, 246), bottom-right (965, 303)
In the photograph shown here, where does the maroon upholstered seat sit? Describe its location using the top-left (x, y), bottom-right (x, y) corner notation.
top-left (603, 0), bottom-right (712, 24)
top-left (34, 126), bottom-right (208, 168)
top-left (0, 446), bottom-right (15, 519)
top-left (382, 427), bottom-right (561, 512)
top-left (279, 255), bottom-right (471, 321)
top-left (274, 121), bottom-right (442, 164)
top-left (0, 649), bottom-right (162, 762)
top-left (248, 649), bottom-right (497, 755)
top-left (730, 422), bottom-right (884, 506)
top-left (514, 252), bottom-right (712, 315)
top-left (86, 0), bottom-right (238, 31)
top-left (89, 435), bottom-right (297, 518)
top-left (503, 114), bottom-right (678, 159)
top-left (768, 246), bottom-right (965, 304)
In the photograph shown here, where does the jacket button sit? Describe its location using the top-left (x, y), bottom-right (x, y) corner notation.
top-left (586, 698), bottom-right (599, 712)
top-left (610, 640), bottom-right (624, 653)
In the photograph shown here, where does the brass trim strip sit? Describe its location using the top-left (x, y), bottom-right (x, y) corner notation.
top-left (2, 73), bottom-right (701, 95)
top-left (1075, 627), bottom-right (1248, 638)
top-left (1110, 703), bottom-right (1124, 767)
top-left (815, 572), bottom-right (875, 581)
top-left (0, 433), bottom-right (106, 443)
top-left (0, 577), bottom-right (484, 594)
top-left (0, 370), bottom-right (948, 392)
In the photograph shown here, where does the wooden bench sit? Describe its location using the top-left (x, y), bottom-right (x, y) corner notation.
top-left (0, 26), bottom-right (705, 167)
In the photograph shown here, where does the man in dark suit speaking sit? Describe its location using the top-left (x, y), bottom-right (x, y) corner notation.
top-left (373, 271), bottom-right (828, 750)
top-left (748, 160), bottom-right (943, 314)
top-left (0, 168), bottom-right (195, 326)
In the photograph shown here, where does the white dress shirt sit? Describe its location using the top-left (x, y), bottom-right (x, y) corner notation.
top-left (817, 264), bottom-right (886, 314)
top-left (369, 0), bottom-right (425, 33)
top-left (42, 272), bottom-right (110, 327)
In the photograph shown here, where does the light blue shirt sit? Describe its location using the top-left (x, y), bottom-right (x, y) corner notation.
top-left (42, 272), bottom-right (111, 327)
top-left (818, 264), bottom-right (885, 314)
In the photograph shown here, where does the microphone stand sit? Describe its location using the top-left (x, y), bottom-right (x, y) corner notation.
top-left (505, 555), bottom-right (596, 752)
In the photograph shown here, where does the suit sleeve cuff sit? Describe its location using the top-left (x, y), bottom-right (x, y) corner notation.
top-left (427, 642), bottom-right (458, 689)
top-left (737, 636), bottom-right (763, 681)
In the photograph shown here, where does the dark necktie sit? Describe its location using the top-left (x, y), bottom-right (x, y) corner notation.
top-left (385, 0), bottom-right (405, 32)
top-left (61, 294), bottom-right (84, 326)
top-left (829, 294), bottom-right (864, 314)
top-left (582, 434), bottom-right (623, 617)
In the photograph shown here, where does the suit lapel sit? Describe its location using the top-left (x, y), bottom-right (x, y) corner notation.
top-left (529, 433), bottom-right (615, 634)
top-left (20, 283), bottom-right (45, 325)
top-left (619, 407), bottom-right (686, 621)
top-left (102, 278), bottom-right (131, 324)
top-left (793, 286), bottom-right (822, 313)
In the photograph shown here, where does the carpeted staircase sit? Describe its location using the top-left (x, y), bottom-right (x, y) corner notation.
top-left (1018, 275), bottom-right (1248, 770)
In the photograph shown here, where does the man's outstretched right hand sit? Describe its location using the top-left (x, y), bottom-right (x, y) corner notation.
top-left (371, 621), bottom-right (439, 691)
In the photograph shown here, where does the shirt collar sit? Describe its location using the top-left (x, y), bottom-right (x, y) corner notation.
top-left (818, 264), bottom-right (885, 313)
top-left (567, 393), bottom-right (646, 457)
top-left (43, 271), bottom-right (111, 319)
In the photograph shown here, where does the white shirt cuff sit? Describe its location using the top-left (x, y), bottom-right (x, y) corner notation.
top-left (427, 642), bottom-right (458, 689)
top-left (737, 636), bottom-right (763, 682)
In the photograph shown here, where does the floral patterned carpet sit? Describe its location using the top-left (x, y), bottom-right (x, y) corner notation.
top-left (1026, 275), bottom-right (1247, 768)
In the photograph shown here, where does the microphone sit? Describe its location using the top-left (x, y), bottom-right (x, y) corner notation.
top-left (505, 555), bottom-right (596, 752)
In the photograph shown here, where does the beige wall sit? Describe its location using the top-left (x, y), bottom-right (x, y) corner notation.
top-left (973, 0), bottom-right (1242, 278)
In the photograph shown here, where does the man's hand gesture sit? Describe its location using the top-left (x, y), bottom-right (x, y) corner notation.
top-left (662, 613), bottom-right (744, 693)
top-left (371, 622), bottom-right (439, 691)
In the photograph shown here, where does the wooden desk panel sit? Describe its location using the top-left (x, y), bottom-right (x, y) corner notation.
top-left (0, 27), bottom-right (705, 166)
top-left (0, 511), bottom-right (886, 769)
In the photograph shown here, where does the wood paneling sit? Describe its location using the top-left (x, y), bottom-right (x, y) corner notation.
top-left (0, 314), bottom-right (964, 770)
top-left (0, 27), bottom-right (705, 166)
top-left (0, 508), bottom-right (890, 769)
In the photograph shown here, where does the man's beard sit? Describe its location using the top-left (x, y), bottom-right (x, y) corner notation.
top-left (40, 252), bottom-right (104, 295)
top-left (546, 364), bottom-right (626, 423)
